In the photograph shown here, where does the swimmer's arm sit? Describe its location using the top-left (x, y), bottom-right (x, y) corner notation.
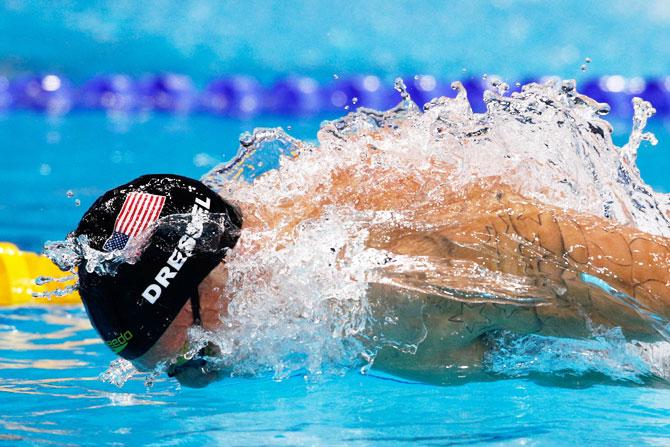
top-left (487, 192), bottom-right (670, 325)
top-left (479, 199), bottom-right (669, 340)
top-left (371, 188), bottom-right (670, 341)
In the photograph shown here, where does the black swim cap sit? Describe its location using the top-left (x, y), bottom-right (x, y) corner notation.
top-left (75, 174), bottom-right (242, 360)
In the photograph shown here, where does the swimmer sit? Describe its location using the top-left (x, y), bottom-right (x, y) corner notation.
top-left (73, 164), bottom-right (670, 387)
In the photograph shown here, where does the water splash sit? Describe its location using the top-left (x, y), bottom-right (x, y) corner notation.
top-left (194, 77), bottom-right (670, 383)
top-left (196, 207), bottom-right (379, 380)
top-left (485, 328), bottom-right (655, 383)
top-left (203, 128), bottom-right (305, 188)
top-left (209, 78), bottom-right (666, 235)
top-left (621, 97), bottom-right (658, 167)
top-left (394, 77), bottom-right (411, 102)
top-left (99, 358), bottom-right (139, 387)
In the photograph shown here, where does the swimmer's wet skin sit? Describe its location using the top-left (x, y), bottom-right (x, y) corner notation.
top-left (74, 172), bottom-right (670, 387)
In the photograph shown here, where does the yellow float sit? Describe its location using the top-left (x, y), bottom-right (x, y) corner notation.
top-left (0, 242), bottom-right (80, 306)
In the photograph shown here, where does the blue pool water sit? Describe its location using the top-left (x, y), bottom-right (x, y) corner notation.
top-left (1, 0), bottom-right (669, 82)
top-left (0, 112), bottom-right (332, 252)
top-left (2, 1), bottom-right (670, 445)
top-left (2, 306), bottom-right (670, 445)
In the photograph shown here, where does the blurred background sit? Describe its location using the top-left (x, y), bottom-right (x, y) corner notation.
top-left (2, 1), bottom-right (669, 80)
top-left (1, 0), bottom-right (669, 251)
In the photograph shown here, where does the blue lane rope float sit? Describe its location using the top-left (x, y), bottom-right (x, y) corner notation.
top-left (0, 73), bottom-right (668, 118)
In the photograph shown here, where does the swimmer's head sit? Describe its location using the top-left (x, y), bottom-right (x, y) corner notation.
top-left (74, 174), bottom-right (242, 366)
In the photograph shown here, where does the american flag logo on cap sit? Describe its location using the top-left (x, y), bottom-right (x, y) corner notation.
top-left (103, 192), bottom-right (166, 252)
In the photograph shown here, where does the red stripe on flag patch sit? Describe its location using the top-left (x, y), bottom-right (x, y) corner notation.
top-left (113, 192), bottom-right (166, 237)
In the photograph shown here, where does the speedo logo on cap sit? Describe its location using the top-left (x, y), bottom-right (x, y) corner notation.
top-left (141, 196), bottom-right (211, 304)
top-left (106, 330), bottom-right (134, 354)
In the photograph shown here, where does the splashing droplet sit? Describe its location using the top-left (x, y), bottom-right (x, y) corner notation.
top-left (490, 79), bottom-right (509, 95)
top-left (34, 275), bottom-right (76, 287)
top-left (35, 276), bottom-right (51, 286)
top-left (595, 103), bottom-right (611, 116)
top-left (239, 131), bottom-right (254, 147)
top-left (394, 77), bottom-right (411, 102)
top-left (561, 80), bottom-right (576, 93)
top-left (622, 97), bottom-right (658, 165)
top-left (74, 199), bottom-right (81, 207)
top-left (100, 358), bottom-right (138, 388)
top-left (352, 97), bottom-right (358, 105)
top-left (66, 190), bottom-right (74, 198)
top-left (585, 57), bottom-right (592, 64)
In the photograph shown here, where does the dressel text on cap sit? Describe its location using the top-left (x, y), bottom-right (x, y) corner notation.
top-left (141, 196), bottom-right (211, 304)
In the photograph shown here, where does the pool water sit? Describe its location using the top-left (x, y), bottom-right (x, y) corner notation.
top-left (1, 1), bottom-right (669, 82)
top-left (2, 306), bottom-right (670, 446)
top-left (2, 0), bottom-right (670, 445)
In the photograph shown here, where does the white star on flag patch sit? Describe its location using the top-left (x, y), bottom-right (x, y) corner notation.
top-left (103, 192), bottom-right (166, 251)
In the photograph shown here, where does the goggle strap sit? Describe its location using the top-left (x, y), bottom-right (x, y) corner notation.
top-left (190, 288), bottom-right (202, 327)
